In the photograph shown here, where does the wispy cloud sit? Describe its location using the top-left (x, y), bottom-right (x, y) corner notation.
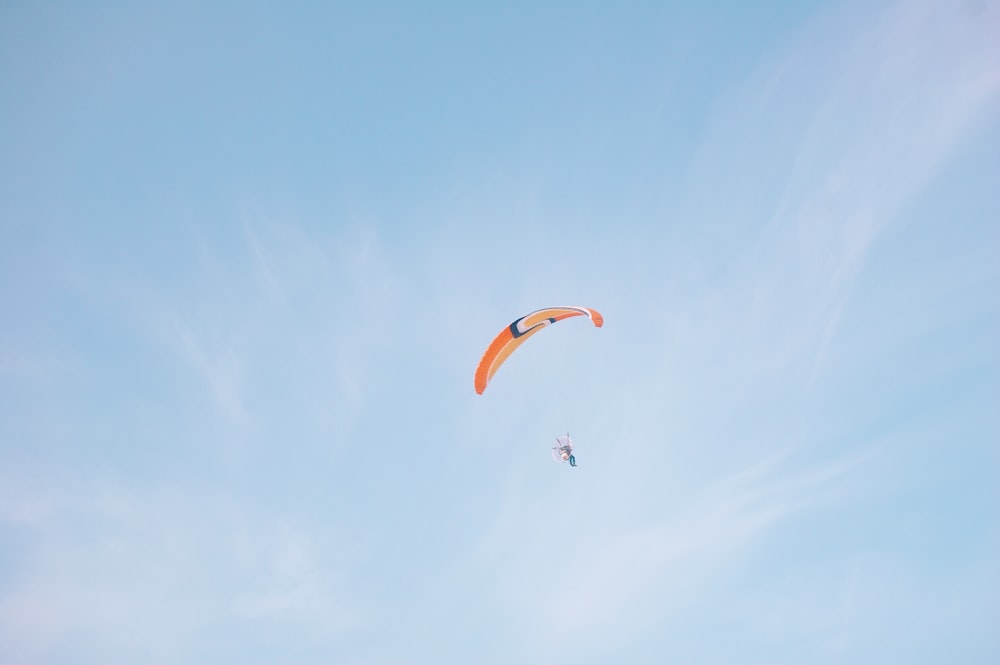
top-left (755, 0), bottom-right (999, 390)
top-left (436, 448), bottom-right (867, 663)
top-left (172, 323), bottom-right (248, 428)
top-left (0, 474), bottom-right (359, 663)
top-left (137, 207), bottom-right (405, 463)
top-left (652, 0), bottom-right (1000, 426)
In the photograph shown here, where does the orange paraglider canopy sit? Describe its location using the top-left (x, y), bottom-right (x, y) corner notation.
top-left (474, 306), bottom-right (603, 394)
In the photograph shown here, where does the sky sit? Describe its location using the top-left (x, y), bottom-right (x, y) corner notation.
top-left (1, 1), bottom-right (998, 663)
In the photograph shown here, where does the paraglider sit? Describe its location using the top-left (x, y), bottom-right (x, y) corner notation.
top-left (474, 305), bottom-right (602, 467)
top-left (552, 433), bottom-right (577, 467)
top-left (474, 306), bottom-right (603, 394)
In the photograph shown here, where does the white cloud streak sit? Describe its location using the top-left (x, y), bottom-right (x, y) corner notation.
top-left (0, 474), bottom-right (358, 665)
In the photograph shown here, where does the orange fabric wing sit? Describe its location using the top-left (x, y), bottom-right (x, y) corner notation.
top-left (474, 306), bottom-right (603, 394)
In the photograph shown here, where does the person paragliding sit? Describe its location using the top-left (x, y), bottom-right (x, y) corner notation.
top-left (552, 434), bottom-right (577, 467)
top-left (474, 306), bottom-right (602, 469)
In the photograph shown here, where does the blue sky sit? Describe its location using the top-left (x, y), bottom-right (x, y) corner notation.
top-left (1, 1), bottom-right (998, 663)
